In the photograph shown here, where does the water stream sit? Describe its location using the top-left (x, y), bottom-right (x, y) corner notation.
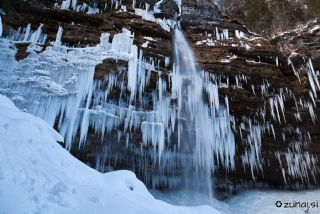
top-left (171, 28), bottom-right (234, 194)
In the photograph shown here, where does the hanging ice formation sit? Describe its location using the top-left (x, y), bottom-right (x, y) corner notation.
top-left (0, 15), bottom-right (2, 38)
top-left (0, 21), bottom-right (237, 191)
top-left (54, 0), bottom-right (100, 14)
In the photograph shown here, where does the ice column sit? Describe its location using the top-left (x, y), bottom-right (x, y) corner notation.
top-left (54, 27), bottom-right (63, 46)
top-left (0, 15), bottom-right (2, 37)
top-left (29, 24), bottom-right (44, 43)
top-left (23, 24), bottom-right (31, 41)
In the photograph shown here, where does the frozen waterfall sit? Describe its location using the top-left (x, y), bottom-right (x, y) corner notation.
top-left (1, 20), bottom-right (316, 193)
top-left (0, 23), bottom-right (237, 193)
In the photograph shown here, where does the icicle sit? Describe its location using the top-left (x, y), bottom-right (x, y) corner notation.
top-left (23, 24), bottom-right (31, 41)
top-left (251, 85), bottom-right (255, 95)
top-left (308, 102), bottom-right (316, 124)
top-left (235, 30), bottom-right (244, 38)
top-left (54, 26), bottom-right (63, 46)
top-left (145, 3), bottom-right (150, 13)
top-left (72, 0), bottom-right (78, 10)
top-left (0, 15), bottom-right (2, 37)
top-left (307, 58), bottom-right (320, 100)
top-left (165, 57), bottom-right (170, 67)
top-left (127, 45), bottom-right (138, 102)
top-left (61, 0), bottom-right (71, 10)
top-left (100, 33), bottom-right (110, 52)
top-left (289, 59), bottom-right (301, 83)
top-left (29, 24), bottom-right (44, 43)
top-left (126, 133), bottom-right (129, 148)
top-left (223, 29), bottom-right (229, 40)
top-left (216, 27), bottom-right (220, 40)
top-left (225, 95), bottom-right (229, 118)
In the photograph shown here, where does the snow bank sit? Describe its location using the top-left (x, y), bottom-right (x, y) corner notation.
top-left (0, 94), bottom-right (219, 214)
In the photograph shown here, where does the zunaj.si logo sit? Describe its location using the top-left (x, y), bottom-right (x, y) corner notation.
top-left (275, 201), bottom-right (282, 207)
top-left (275, 200), bottom-right (319, 212)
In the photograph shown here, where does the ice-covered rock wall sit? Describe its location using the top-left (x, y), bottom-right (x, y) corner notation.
top-left (0, 20), bottom-right (237, 191)
top-left (1, 0), bottom-right (319, 192)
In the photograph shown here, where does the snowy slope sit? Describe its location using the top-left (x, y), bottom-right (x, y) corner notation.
top-left (0, 94), bottom-right (220, 214)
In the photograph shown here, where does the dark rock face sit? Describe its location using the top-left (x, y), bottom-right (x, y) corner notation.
top-left (154, 0), bottom-right (179, 19)
top-left (14, 43), bottom-right (32, 60)
top-left (181, 0), bottom-right (220, 25)
top-left (274, 18), bottom-right (320, 73)
top-left (3, 0), bottom-right (320, 196)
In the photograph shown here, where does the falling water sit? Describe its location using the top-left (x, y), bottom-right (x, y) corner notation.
top-left (171, 28), bottom-right (235, 194)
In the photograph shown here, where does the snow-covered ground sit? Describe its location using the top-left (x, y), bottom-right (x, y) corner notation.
top-left (0, 94), bottom-right (219, 214)
top-left (151, 188), bottom-right (320, 214)
top-left (1, 93), bottom-right (320, 214)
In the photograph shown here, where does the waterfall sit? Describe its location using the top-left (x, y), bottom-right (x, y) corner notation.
top-left (171, 29), bottom-right (235, 193)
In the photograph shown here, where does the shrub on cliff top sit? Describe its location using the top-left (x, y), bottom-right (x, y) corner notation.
top-left (308, 0), bottom-right (320, 17)
top-left (0, 0), bottom-right (19, 18)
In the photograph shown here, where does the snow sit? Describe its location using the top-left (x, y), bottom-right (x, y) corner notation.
top-left (0, 94), bottom-right (220, 214)
top-left (143, 36), bottom-right (156, 41)
top-left (273, 18), bottom-right (319, 38)
top-left (195, 39), bottom-right (215, 46)
top-left (309, 25), bottom-right (320, 33)
top-left (142, 41), bottom-right (149, 47)
top-left (151, 189), bottom-right (320, 214)
top-left (227, 189), bottom-right (320, 214)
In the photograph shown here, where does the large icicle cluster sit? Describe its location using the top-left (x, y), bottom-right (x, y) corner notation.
top-left (0, 22), bottom-right (237, 191)
top-left (6, 23), bottom-right (47, 44)
top-left (133, 2), bottom-right (176, 32)
top-left (54, 0), bottom-right (100, 14)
